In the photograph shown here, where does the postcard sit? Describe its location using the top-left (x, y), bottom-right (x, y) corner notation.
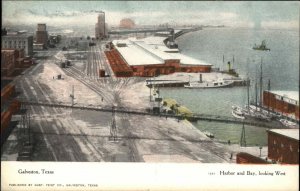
top-left (1, 1), bottom-right (299, 190)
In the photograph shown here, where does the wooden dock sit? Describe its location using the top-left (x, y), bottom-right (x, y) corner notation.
top-left (20, 101), bottom-right (285, 129)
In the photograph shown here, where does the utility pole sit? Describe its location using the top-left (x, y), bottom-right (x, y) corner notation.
top-left (110, 106), bottom-right (117, 141)
top-left (240, 122), bottom-right (246, 147)
top-left (247, 77), bottom-right (250, 112)
top-left (149, 79), bottom-right (152, 102)
top-left (255, 80), bottom-right (258, 111)
top-left (70, 85), bottom-right (74, 106)
top-left (28, 107), bottom-right (31, 144)
top-left (223, 55), bottom-right (225, 71)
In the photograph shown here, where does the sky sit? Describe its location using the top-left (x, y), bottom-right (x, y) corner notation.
top-left (2, 1), bottom-right (299, 29)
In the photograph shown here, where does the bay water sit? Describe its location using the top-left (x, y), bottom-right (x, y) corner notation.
top-left (160, 27), bottom-right (299, 146)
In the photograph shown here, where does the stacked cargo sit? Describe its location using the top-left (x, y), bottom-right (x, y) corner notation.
top-left (105, 49), bottom-right (133, 77)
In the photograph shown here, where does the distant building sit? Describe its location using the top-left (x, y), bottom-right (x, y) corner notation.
top-left (49, 34), bottom-right (61, 44)
top-left (95, 12), bottom-right (107, 39)
top-left (1, 49), bottom-right (31, 77)
top-left (119, 18), bottom-right (135, 29)
top-left (36, 23), bottom-right (48, 46)
top-left (77, 40), bottom-right (89, 51)
top-left (33, 43), bottom-right (45, 50)
top-left (1, 33), bottom-right (33, 56)
top-left (267, 129), bottom-right (299, 164)
top-left (2, 28), bottom-right (8, 36)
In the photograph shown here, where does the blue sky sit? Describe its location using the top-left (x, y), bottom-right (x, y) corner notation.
top-left (2, 1), bottom-right (299, 29)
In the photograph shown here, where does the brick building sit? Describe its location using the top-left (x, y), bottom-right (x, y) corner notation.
top-left (95, 12), bottom-right (107, 39)
top-left (1, 50), bottom-right (15, 76)
top-left (236, 152), bottom-right (269, 164)
top-left (267, 129), bottom-right (299, 164)
top-left (105, 38), bottom-right (212, 77)
top-left (263, 90), bottom-right (299, 120)
top-left (236, 128), bottom-right (299, 164)
top-left (36, 24), bottom-right (48, 46)
top-left (1, 49), bottom-right (32, 77)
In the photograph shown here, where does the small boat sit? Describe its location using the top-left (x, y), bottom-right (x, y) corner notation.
top-left (204, 131), bottom-right (215, 138)
top-left (279, 119), bottom-right (298, 128)
top-left (184, 79), bottom-right (234, 89)
top-left (253, 40), bottom-right (270, 51)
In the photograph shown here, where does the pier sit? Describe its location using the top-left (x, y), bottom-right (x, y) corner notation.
top-left (20, 101), bottom-right (284, 129)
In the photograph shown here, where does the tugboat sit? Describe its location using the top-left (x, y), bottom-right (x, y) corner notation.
top-left (253, 40), bottom-right (270, 51)
top-left (184, 79), bottom-right (234, 89)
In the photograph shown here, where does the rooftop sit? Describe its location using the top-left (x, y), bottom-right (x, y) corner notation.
top-left (267, 90), bottom-right (299, 102)
top-left (113, 40), bottom-right (163, 66)
top-left (171, 53), bottom-right (212, 66)
top-left (3, 33), bottom-right (33, 38)
top-left (113, 37), bottom-right (212, 67)
top-left (267, 129), bottom-right (299, 141)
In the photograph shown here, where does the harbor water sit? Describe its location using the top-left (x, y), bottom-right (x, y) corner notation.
top-left (160, 27), bottom-right (299, 146)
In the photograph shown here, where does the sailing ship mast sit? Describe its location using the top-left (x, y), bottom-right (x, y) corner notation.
top-left (246, 58), bottom-right (250, 112)
top-left (259, 58), bottom-right (263, 107)
top-left (267, 79), bottom-right (271, 114)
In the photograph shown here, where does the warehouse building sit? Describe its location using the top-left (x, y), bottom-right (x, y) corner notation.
top-left (236, 128), bottom-right (299, 164)
top-left (263, 90), bottom-right (299, 121)
top-left (105, 38), bottom-right (212, 77)
top-left (267, 129), bottom-right (299, 164)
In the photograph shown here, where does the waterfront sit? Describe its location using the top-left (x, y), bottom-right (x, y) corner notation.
top-left (160, 28), bottom-right (299, 146)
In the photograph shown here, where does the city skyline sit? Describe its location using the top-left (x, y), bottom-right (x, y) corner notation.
top-left (2, 1), bottom-right (299, 29)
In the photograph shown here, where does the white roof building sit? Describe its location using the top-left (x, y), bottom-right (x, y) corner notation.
top-left (267, 90), bottom-right (299, 106)
top-left (112, 37), bottom-right (212, 67)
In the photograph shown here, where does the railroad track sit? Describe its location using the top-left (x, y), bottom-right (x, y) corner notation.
top-left (63, 66), bottom-right (115, 104)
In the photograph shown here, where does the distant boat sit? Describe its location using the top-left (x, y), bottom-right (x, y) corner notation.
top-left (253, 40), bottom-right (270, 51)
top-left (184, 79), bottom-right (234, 89)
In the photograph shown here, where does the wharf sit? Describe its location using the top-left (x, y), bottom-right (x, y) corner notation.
top-left (20, 100), bottom-right (285, 129)
top-left (146, 72), bottom-right (247, 88)
top-left (146, 80), bottom-right (188, 88)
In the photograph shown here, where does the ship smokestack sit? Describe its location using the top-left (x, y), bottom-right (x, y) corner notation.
top-left (227, 61), bottom-right (231, 71)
